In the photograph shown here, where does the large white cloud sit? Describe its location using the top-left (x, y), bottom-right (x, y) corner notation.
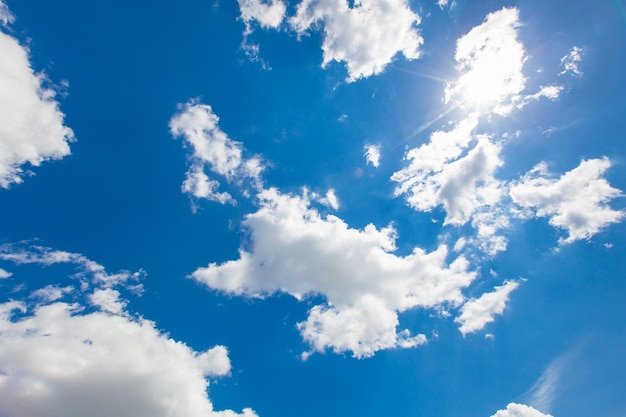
top-left (192, 187), bottom-right (476, 358)
top-left (490, 403), bottom-right (553, 417)
top-left (510, 158), bottom-right (624, 244)
top-left (0, 243), bottom-right (256, 417)
top-left (0, 5), bottom-right (74, 188)
top-left (170, 101), bottom-right (264, 204)
top-left (455, 280), bottom-right (519, 335)
top-left (289, 0), bottom-right (423, 81)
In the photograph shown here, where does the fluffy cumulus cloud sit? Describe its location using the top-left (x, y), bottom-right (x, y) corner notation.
top-left (192, 188), bottom-right (476, 358)
top-left (0, 4), bottom-right (74, 188)
top-left (392, 115), bottom-right (505, 226)
top-left (238, 0), bottom-right (286, 31)
top-left (170, 101), bottom-right (264, 204)
top-left (0, 244), bottom-right (256, 417)
top-left (490, 403), bottom-right (553, 417)
top-left (510, 158), bottom-right (624, 244)
top-left (455, 280), bottom-right (519, 335)
top-left (289, 0), bottom-right (423, 81)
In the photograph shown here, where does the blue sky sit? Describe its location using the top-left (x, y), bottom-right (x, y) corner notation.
top-left (0, 0), bottom-right (625, 416)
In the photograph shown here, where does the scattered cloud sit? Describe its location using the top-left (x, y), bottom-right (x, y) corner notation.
top-left (455, 280), bottom-right (519, 335)
top-left (0, 0), bottom-right (14, 26)
top-left (490, 403), bottom-right (553, 417)
top-left (510, 158), bottom-right (624, 244)
top-left (559, 46), bottom-right (584, 77)
top-left (392, 115), bottom-right (504, 226)
top-left (364, 144), bottom-right (381, 167)
top-left (170, 101), bottom-right (265, 204)
top-left (0, 243), bottom-right (145, 289)
top-left (30, 284), bottom-right (74, 303)
top-left (0, 244), bottom-right (256, 417)
top-left (315, 188), bottom-right (340, 210)
top-left (0, 5), bottom-right (74, 188)
top-left (0, 268), bottom-right (11, 279)
top-left (289, 0), bottom-right (423, 81)
top-left (192, 187), bottom-right (476, 358)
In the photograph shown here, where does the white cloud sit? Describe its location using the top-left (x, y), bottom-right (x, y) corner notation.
top-left (0, 10), bottom-right (74, 188)
top-left (491, 403), bottom-right (553, 417)
top-left (238, 0), bottom-right (286, 31)
top-left (455, 280), bottom-right (519, 335)
top-left (559, 46), bottom-right (584, 77)
top-left (0, 299), bottom-right (255, 417)
top-left (510, 158), bottom-right (624, 244)
top-left (169, 101), bottom-right (264, 204)
top-left (182, 165), bottom-right (235, 205)
top-left (289, 0), bottom-right (423, 81)
top-left (0, 268), bottom-right (11, 279)
top-left (88, 288), bottom-right (127, 315)
top-left (364, 144), bottom-right (381, 167)
top-left (316, 188), bottom-right (340, 210)
top-left (444, 8), bottom-right (526, 115)
top-left (0, 244), bottom-right (255, 417)
top-left (30, 285), bottom-right (74, 302)
top-left (192, 187), bottom-right (476, 358)
top-left (0, 243), bottom-right (145, 289)
top-left (0, 0), bottom-right (14, 26)
top-left (392, 116), bottom-right (505, 226)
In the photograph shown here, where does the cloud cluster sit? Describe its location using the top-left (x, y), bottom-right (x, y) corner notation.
top-left (170, 101), bottom-right (264, 204)
top-left (393, 7), bottom-right (622, 256)
top-left (0, 7), bottom-right (74, 188)
top-left (364, 144), bottom-right (381, 167)
top-left (289, 0), bottom-right (423, 81)
top-left (238, 0), bottom-right (423, 81)
top-left (192, 187), bottom-right (476, 358)
top-left (0, 244), bottom-right (256, 417)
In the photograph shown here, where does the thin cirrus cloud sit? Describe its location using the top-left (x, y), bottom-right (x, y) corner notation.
top-left (0, 3), bottom-right (74, 188)
top-left (239, 0), bottom-right (424, 81)
top-left (0, 243), bottom-right (256, 417)
top-left (191, 187), bottom-right (476, 358)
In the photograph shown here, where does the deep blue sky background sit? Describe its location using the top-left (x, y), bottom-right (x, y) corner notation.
top-left (1, 0), bottom-right (625, 416)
